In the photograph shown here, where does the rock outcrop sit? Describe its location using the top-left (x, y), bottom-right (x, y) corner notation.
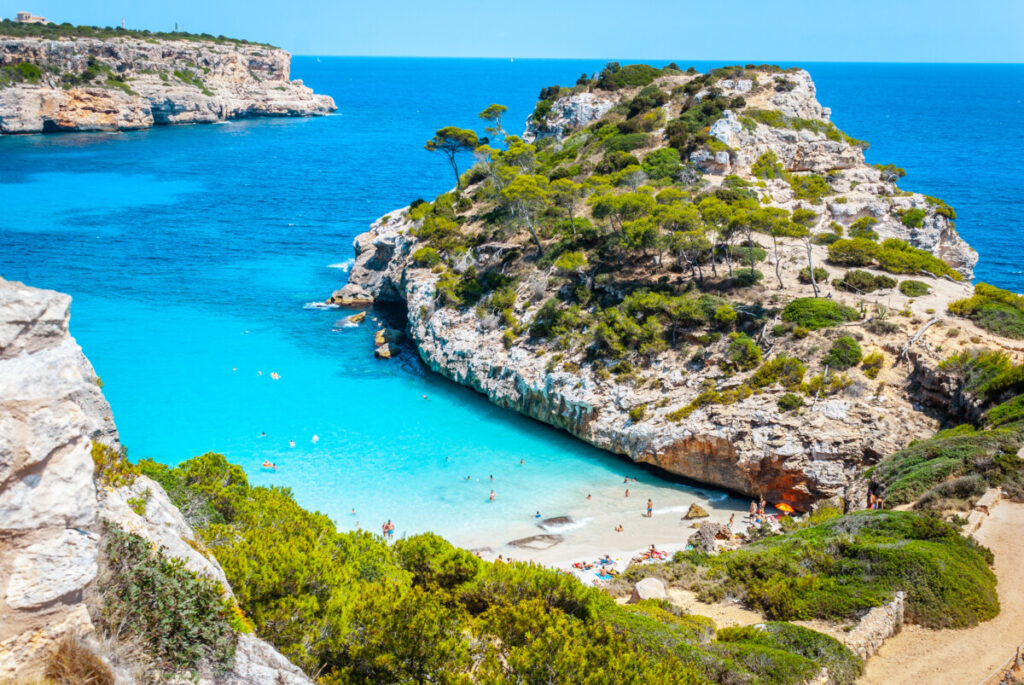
top-left (0, 35), bottom-right (334, 133)
top-left (523, 91), bottom-right (616, 143)
top-left (0, 277), bottom-right (310, 683)
top-left (335, 67), bottom-right (984, 511)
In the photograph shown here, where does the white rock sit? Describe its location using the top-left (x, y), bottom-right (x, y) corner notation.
top-left (5, 528), bottom-right (98, 609)
top-left (628, 577), bottom-right (668, 604)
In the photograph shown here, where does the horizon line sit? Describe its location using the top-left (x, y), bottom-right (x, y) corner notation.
top-left (289, 54), bottom-right (1024, 65)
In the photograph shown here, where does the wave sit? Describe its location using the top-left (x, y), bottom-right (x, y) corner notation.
top-left (328, 259), bottom-right (355, 272)
top-left (303, 301), bottom-right (339, 310)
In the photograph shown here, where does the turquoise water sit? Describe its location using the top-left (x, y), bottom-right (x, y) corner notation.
top-left (1, 59), bottom-right (1021, 546)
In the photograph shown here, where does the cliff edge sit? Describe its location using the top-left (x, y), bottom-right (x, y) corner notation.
top-left (0, 31), bottom-right (335, 134)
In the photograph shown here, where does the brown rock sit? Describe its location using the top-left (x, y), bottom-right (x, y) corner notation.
top-left (374, 343), bottom-right (400, 359)
top-left (346, 312), bottom-right (366, 325)
top-left (683, 503), bottom-right (709, 520)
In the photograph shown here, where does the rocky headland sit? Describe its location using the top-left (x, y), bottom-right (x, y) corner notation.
top-left (0, 28), bottom-right (334, 133)
top-left (0, 277), bottom-right (310, 683)
top-left (332, 64), bottom-right (1019, 511)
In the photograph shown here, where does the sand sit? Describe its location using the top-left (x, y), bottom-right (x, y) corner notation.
top-left (859, 500), bottom-right (1024, 685)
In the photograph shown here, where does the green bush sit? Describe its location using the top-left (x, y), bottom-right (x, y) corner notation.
top-left (732, 267), bottom-right (763, 287)
top-left (595, 62), bottom-right (662, 89)
top-left (782, 298), bottom-right (860, 330)
top-left (948, 283), bottom-right (1024, 339)
top-left (724, 333), bottom-right (762, 372)
top-left (97, 521), bottom-right (236, 674)
top-left (797, 266), bottom-right (828, 284)
top-left (777, 393), bottom-right (805, 412)
top-left (750, 356), bottom-right (807, 389)
top-left (987, 395), bottom-right (1024, 428)
top-left (899, 280), bottom-right (930, 297)
top-left (92, 442), bottom-right (139, 489)
top-left (751, 150), bottom-right (784, 179)
top-left (827, 238), bottom-right (877, 267)
top-left (641, 147), bottom-right (682, 180)
top-left (604, 132), bottom-right (650, 153)
top-left (629, 404), bottom-right (648, 422)
top-left (861, 351), bottom-right (885, 379)
top-left (412, 246), bottom-right (441, 267)
top-left (900, 208), bottom-right (927, 228)
top-left (835, 269), bottom-right (897, 293)
top-left (822, 336), bottom-right (863, 370)
top-left (664, 511), bottom-right (998, 629)
top-left (828, 238), bottom-right (960, 280)
top-left (714, 622), bottom-right (862, 685)
top-left (788, 174), bottom-right (830, 204)
top-left (849, 216), bottom-right (879, 240)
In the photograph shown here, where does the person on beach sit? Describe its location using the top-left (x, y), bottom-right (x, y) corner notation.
top-left (748, 500), bottom-right (757, 520)
top-left (868, 493), bottom-right (877, 510)
top-left (876, 497), bottom-right (884, 510)
top-left (586, 493), bottom-right (592, 500)
top-left (615, 524), bottom-right (624, 532)
top-left (625, 488), bottom-right (630, 498)
top-left (758, 495), bottom-right (766, 516)
top-left (646, 499), bottom-right (653, 517)
top-left (535, 511), bottom-right (541, 518)
top-left (728, 513), bottom-right (735, 528)
top-left (624, 477), bottom-right (629, 484)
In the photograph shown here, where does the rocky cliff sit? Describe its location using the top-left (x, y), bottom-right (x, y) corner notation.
top-left (0, 278), bottom-right (310, 683)
top-left (334, 65), bottom-right (991, 510)
top-left (0, 34), bottom-right (334, 133)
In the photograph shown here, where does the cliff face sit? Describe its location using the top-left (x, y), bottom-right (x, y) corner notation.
top-left (0, 35), bottom-right (335, 133)
top-left (0, 278), bottom-right (310, 684)
top-left (336, 67), bottom-right (987, 510)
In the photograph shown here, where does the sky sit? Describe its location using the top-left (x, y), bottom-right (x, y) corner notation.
top-left (3, 0), bottom-right (1022, 62)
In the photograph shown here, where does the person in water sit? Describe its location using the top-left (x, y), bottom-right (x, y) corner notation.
top-left (258, 431), bottom-right (266, 438)
top-left (288, 440), bottom-right (295, 448)
top-left (615, 524), bottom-right (624, 532)
top-left (261, 460), bottom-right (276, 470)
top-left (586, 493), bottom-right (592, 500)
top-left (489, 490), bottom-right (497, 501)
top-left (535, 511), bottom-right (541, 518)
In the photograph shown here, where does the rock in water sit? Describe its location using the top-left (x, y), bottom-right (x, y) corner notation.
top-left (684, 503), bottom-right (710, 520)
top-left (374, 327), bottom-right (404, 346)
top-left (328, 283), bottom-right (374, 307)
top-left (628, 578), bottom-right (668, 604)
top-left (375, 342), bottom-right (401, 359)
top-left (507, 534), bottom-right (563, 550)
top-left (346, 312), bottom-right (366, 325)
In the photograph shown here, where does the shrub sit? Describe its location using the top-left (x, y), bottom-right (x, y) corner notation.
top-left (724, 333), bottom-right (763, 372)
top-left (92, 442), bottom-right (139, 489)
top-left (714, 303), bottom-right (737, 325)
top-left (604, 132), bottom-right (649, 153)
top-left (412, 246), bottom-right (441, 267)
top-left (948, 283), bottom-right (1024, 339)
top-left (899, 280), bottom-right (930, 297)
top-left (714, 622), bottom-right (862, 685)
top-left (835, 269), bottom-right (896, 293)
top-left (798, 266), bottom-right (829, 284)
top-left (861, 351), bottom-right (885, 379)
top-left (900, 208), bottom-right (927, 228)
top-left (751, 356), bottom-right (807, 389)
top-left (849, 216), bottom-right (879, 240)
top-left (641, 147), bottom-right (682, 180)
top-left (752, 150), bottom-right (784, 179)
top-left (777, 393), bottom-right (804, 412)
top-left (97, 521), bottom-right (236, 674)
top-left (629, 404), bottom-right (648, 422)
top-left (788, 174), bottom-right (830, 204)
top-left (827, 238), bottom-right (877, 267)
top-left (782, 298), bottom-right (860, 330)
top-left (732, 267), bottom-right (763, 287)
top-left (822, 336), bottom-right (863, 370)
top-left (658, 511), bottom-right (997, 629)
top-left (829, 238), bottom-right (960, 280)
top-left (595, 62), bottom-right (662, 89)
top-left (939, 348), bottom-right (1015, 395)
top-left (45, 634), bottom-right (115, 685)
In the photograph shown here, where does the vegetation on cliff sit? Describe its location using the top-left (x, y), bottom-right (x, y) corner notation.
top-left (0, 18), bottom-right (275, 46)
top-left (948, 282), bottom-right (1024, 339)
top-left (139, 452), bottom-right (863, 684)
top-left (616, 509), bottom-right (998, 630)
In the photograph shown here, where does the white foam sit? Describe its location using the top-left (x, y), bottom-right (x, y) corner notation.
top-left (328, 259), bottom-right (355, 272)
top-left (537, 516), bottom-right (591, 533)
top-left (303, 301), bottom-right (339, 310)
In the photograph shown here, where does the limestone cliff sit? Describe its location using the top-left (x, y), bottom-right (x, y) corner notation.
top-left (0, 278), bottom-right (310, 684)
top-left (0, 34), bottom-right (334, 133)
top-left (335, 66), bottom-right (990, 510)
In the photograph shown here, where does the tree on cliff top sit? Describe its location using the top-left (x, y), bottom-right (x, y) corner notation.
top-left (500, 174), bottom-right (549, 256)
top-left (425, 127), bottom-right (479, 191)
top-left (478, 103), bottom-right (508, 138)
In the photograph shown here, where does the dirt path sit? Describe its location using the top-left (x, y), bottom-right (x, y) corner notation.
top-left (859, 500), bottom-right (1024, 685)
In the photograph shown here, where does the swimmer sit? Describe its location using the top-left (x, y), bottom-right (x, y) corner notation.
top-left (258, 431), bottom-right (266, 438)
top-left (586, 493), bottom-right (592, 500)
top-left (624, 477), bottom-right (629, 484)
top-left (288, 440), bottom-right (295, 448)
top-left (311, 434), bottom-right (319, 444)
top-left (489, 490), bottom-right (496, 501)
top-left (535, 511), bottom-right (541, 518)
top-left (489, 475), bottom-right (494, 482)
top-left (351, 508), bottom-right (357, 516)
top-left (257, 370), bottom-right (263, 376)
top-left (615, 524), bottom-right (624, 532)
top-left (232, 367), bottom-right (237, 372)
top-left (270, 372), bottom-right (280, 380)
top-left (422, 394), bottom-right (428, 400)
top-left (519, 459), bottom-right (525, 465)
top-left (261, 460), bottom-right (276, 470)
top-left (465, 475), bottom-right (471, 481)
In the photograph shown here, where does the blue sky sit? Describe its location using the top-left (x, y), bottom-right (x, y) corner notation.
top-left (3, 0), bottom-right (1022, 62)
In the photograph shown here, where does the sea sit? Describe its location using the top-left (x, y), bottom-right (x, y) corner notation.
top-left (1, 59), bottom-right (1021, 548)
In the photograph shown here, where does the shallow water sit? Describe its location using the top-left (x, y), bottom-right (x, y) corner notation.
top-left (1, 58), bottom-right (1020, 547)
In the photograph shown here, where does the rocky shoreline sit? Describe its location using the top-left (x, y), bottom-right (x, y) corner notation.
top-left (0, 35), bottom-right (334, 133)
top-left (332, 67), bottom-right (988, 511)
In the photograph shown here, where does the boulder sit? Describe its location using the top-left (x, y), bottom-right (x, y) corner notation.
top-left (507, 534), bottom-right (563, 550)
top-left (374, 342), bottom-right (401, 359)
top-left (628, 578), bottom-right (668, 604)
top-left (688, 522), bottom-right (732, 554)
top-left (328, 283), bottom-right (374, 307)
top-left (374, 327), bottom-right (404, 346)
top-left (345, 311), bottom-right (366, 325)
top-left (683, 502), bottom-right (709, 520)
top-left (5, 528), bottom-right (98, 609)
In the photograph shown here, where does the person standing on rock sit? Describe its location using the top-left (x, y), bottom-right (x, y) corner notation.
top-left (646, 499), bottom-right (653, 518)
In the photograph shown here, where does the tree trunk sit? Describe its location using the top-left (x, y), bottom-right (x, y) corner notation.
top-left (772, 235), bottom-right (783, 288)
top-left (804, 238), bottom-right (820, 297)
top-left (448, 154), bottom-right (461, 191)
top-left (568, 209), bottom-right (576, 236)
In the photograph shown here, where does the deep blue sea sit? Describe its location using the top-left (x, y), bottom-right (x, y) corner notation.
top-left (1, 59), bottom-right (1022, 547)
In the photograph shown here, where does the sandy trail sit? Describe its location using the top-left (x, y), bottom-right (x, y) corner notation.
top-left (859, 500), bottom-right (1024, 685)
